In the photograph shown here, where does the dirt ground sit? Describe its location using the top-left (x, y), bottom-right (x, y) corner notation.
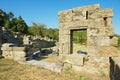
top-left (0, 43), bottom-right (117, 80)
top-left (0, 58), bottom-right (91, 80)
top-left (0, 58), bottom-right (110, 80)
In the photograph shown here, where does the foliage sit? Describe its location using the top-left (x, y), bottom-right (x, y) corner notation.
top-left (0, 9), bottom-right (59, 41)
top-left (73, 30), bottom-right (87, 45)
top-left (28, 22), bottom-right (59, 41)
top-left (28, 22), bottom-right (46, 37)
top-left (45, 28), bottom-right (59, 41)
top-left (114, 34), bottom-right (120, 49)
top-left (0, 9), bottom-right (28, 34)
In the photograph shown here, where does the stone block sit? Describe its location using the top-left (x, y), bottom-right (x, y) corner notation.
top-left (87, 27), bottom-right (100, 37)
top-left (104, 25), bottom-right (114, 36)
top-left (101, 8), bottom-right (113, 17)
top-left (88, 46), bottom-right (119, 57)
top-left (58, 10), bottom-right (73, 22)
top-left (89, 8), bottom-right (113, 19)
top-left (13, 51), bottom-right (26, 61)
top-left (1, 47), bottom-right (13, 51)
top-left (2, 43), bottom-right (14, 47)
top-left (12, 47), bottom-right (26, 51)
top-left (87, 36), bottom-right (111, 46)
top-left (62, 43), bottom-right (70, 54)
top-left (58, 9), bottom-right (72, 16)
top-left (63, 54), bottom-right (85, 66)
top-left (106, 17), bottom-right (112, 25)
top-left (95, 37), bottom-right (111, 46)
top-left (88, 25), bottom-right (114, 37)
top-left (110, 37), bottom-right (118, 46)
top-left (59, 22), bottom-right (71, 29)
top-left (2, 51), bottom-right (13, 59)
top-left (73, 4), bottom-right (100, 12)
top-left (72, 11), bottom-right (86, 21)
top-left (59, 35), bottom-right (70, 43)
top-left (72, 65), bottom-right (100, 74)
top-left (88, 57), bottom-right (109, 63)
top-left (72, 58), bottom-right (110, 77)
top-left (59, 29), bottom-right (70, 35)
top-left (70, 20), bottom-right (88, 28)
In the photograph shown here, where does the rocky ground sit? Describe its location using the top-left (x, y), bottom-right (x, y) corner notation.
top-left (0, 58), bottom-right (92, 80)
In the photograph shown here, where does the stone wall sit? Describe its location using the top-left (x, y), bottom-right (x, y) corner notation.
top-left (58, 4), bottom-right (118, 56)
top-left (0, 27), bottom-right (23, 45)
top-left (58, 4), bottom-right (119, 79)
top-left (1, 43), bottom-right (27, 61)
top-left (23, 35), bottom-right (55, 48)
top-left (61, 54), bottom-right (110, 78)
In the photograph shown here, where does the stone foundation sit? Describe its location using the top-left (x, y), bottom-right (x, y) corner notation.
top-left (61, 54), bottom-right (110, 77)
top-left (1, 43), bottom-right (27, 61)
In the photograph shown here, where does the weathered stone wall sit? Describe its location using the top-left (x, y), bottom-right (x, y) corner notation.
top-left (58, 4), bottom-right (119, 79)
top-left (0, 27), bottom-right (23, 45)
top-left (58, 4), bottom-right (118, 56)
top-left (1, 44), bottom-right (27, 61)
top-left (61, 54), bottom-right (110, 78)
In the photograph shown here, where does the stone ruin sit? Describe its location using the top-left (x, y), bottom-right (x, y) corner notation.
top-left (1, 43), bottom-right (26, 61)
top-left (58, 4), bottom-right (118, 56)
top-left (0, 26), bottom-right (56, 61)
top-left (58, 4), bottom-right (120, 79)
top-left (0, 4), bottom-right (120, 80)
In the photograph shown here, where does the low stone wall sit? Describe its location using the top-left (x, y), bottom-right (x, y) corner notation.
top-left (61, 54), bottom-right (110, 78)
top-left (1, 45), bottom-right (27, 62)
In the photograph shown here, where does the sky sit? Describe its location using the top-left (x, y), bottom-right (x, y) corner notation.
top-left (0, 0), bottom-right (120, 34)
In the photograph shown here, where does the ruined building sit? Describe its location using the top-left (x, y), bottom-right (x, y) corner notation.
top-left (58, 4), bottom-right (118, 56)
top-left (58, 4), bottom-right (119, 79)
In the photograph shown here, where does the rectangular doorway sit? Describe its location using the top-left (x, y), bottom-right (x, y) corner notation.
top-left (70, 29), bottom-right (87, 54)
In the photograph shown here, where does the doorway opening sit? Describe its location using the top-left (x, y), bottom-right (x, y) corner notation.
top-left (70, 29), bottom-right (87, 54)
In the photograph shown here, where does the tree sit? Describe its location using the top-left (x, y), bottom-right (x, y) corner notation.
top-left (28, 22), bottom-right (46, 37)
top-left (45, 28), bottom-right (59, 41)
top-left (8, 12), bottom-right (14, 21)
top-left (73, 30), bottom-right (87, 45)
top-left (10, 16), bottom-right (28, 33)
top-left (0, 9), bottom-right (8, 27)
top-left (4, 20), bottom-right (11, 29)
top-left (0, 15), bottom-right (4, 26)
top-left (17, 16), bottom-right (28, 33)
top-left (114, 34), bottom-right (120, 49)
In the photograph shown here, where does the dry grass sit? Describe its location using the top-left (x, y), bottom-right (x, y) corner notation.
top-left (40, 56), bottom-right (60, 62)
top-left (73, 43), bottom-right (87, 54)
top-left (0, 58), bottom-right (91, 80)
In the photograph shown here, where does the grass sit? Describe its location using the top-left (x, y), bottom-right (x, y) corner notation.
top-left (63, 66), bottom-right (91, 80)
top-left (40, 56), bottom-right (60, 62)
top-left (73, 43), bottom-right (87, 54)
top-left (99, 70), bottom-right (106, 77)
top-left (0, 58), bottom-right (92, 80)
